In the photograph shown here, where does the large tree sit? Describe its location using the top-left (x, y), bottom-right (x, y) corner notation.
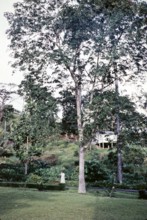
top-left (5, 0), bottom-right (146, 192)
top-left (17, 72), bottom-right (58, 146)
top-left (10, 73), bottom-right (58, 174)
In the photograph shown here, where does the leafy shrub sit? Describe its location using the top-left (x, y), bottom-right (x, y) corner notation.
top-left (85, 159), bottom-right (109, 182)
top-left (123, 172), bottom-right (145, 185)
top-left (124, 147), bottom-right (145, 166)
top-left (65, 165), bottom-right (78, 181)
top-left (35, 166), bottom-right (62, 183)
top-left (0, 167), bottom-right (25, 182)
top-left (26, 173), bottom-right (43, 184)
top-left (29, 145), bottom-right (42, 156)
top-left (66, 180), bottom-right (78, 187)
top-left (29, 154), bottom-right (58, 170)
top-left (105, 147), bottom-right (147, 185)
top-left (73, 150), bottom-right (79, 157)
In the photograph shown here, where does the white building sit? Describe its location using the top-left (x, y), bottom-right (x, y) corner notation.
top-left (93, 131), bottom-right (117, 148)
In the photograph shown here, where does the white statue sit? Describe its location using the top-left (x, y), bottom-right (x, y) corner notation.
top-left (60, 172), bottom-right (65, 184)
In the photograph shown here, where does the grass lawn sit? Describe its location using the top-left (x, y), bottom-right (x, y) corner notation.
top-left (0, 187), bottom-right (147, 220)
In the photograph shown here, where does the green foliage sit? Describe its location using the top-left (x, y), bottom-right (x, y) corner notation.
top-left (9, 73), bottom-right (58, 154)
top-left (60, 90), bottom-right (77, 135)
top-left (123, 146), bottom-right (147, 184)
top-left (64, 165), bottom-right (79, 181)
top-left (0, 86), bottom-right (20, 159)
top-left (0, 145), bottom-right (15, 157)
top-left (7, 75), bottom-right (59, 164)
top-left (85, 160), bottom-right (109, 182)
top-left (85, 150), bottom-right (110, 182)
top-left (84, 146), bottom-right (147, 187)
top-left (26, 173), bottom-right (43, 184)
top-left (5, 0), bottom-right (147, 102)
top-left (0, 167), bottom-right (25, 182)
top-left (2, 105), bottom-right (15, 122)
top-left (106, 147), bottom-right (147, 185)
top-left (84, 90), bottom-right (147, 145)
top-left (123, 146), bottom-right (146, 166)
top-left (35, 166), bottom-right (62, 183)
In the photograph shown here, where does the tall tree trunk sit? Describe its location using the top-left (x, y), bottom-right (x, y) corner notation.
top-left (24, 162), bottom-right (28, 175)
top-left (24, 136), bottom-right (29, 175)
top-left (115, 74), bottom-right (123, 184)
top-left (75, 85), bottom-right (86, 193)
top-left (4, 120), bottom-right (7, 133)
top-left (117, 147), bottom-right (123, 184)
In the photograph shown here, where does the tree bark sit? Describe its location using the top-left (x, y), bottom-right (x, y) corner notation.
top-left (24, 136), bottom-right (29, 175)
top-left (24, 162), bottom-right (28, 175)
top-left (117, 149), bottom-right (123, 184)
top-left (75, 85), bottom-right (86, 193)
top-left (115, 74), bottom-right (123, 184)
top-left (78, 146), bottom-right (86, 193)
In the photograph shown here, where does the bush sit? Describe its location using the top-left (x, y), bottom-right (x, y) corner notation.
top-left (35, 166), bottom-right (62, 183)
top-left (64, 165), bottom-right (78, 181)
top-left (138, 190), bottom-right (147, 199)
top-left (85, 160), bottom-right (110, 182)
top-left (0, 166), bottom-right (26, 182)
top-left (26, 173), bottom-right (43, 184)
top-left (0, 181), bottom-right (65, 190)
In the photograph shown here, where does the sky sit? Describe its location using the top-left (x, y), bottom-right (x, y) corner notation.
top-left (0, 0), bottom-right (24, 111)
top-left (0, 0), bottom-right (23, 84)
top-left (0, 0), bottom-right (147, 112)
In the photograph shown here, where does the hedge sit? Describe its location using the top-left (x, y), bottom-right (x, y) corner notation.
top-left (0, 182), bottom-right (66, 190)
top-left (86, 181), bottom-right (147, 190)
